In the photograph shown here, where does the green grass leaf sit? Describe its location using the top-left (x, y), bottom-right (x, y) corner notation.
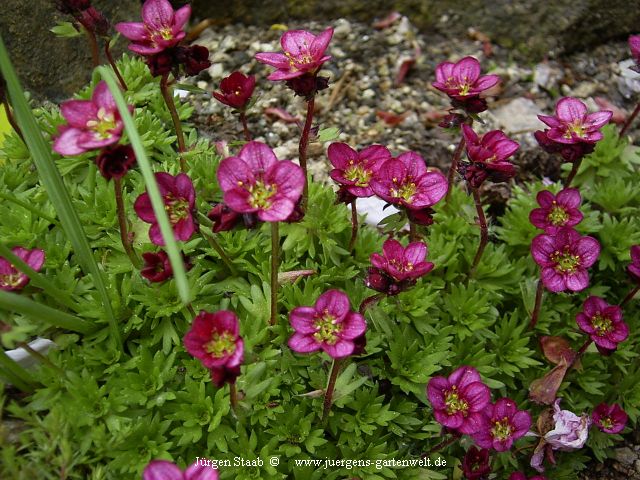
top-left (0, 33), bottom-right (121, 350)
top-left (0, 349), bottom-right (36, 392)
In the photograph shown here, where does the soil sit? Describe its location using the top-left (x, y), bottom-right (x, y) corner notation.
top-left (181, 16), bottom-right (640, 480)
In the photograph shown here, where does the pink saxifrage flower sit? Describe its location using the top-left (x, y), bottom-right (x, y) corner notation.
top-left (509, 474), bottom-right (547, 480)
top-left (531, 227), bottom-right (600, 293)
top-left (472, 398), bottom-right (532, 452)
top-left (592, 402), bottom-right (628, 434)
top-left (328, 142), bottom-right (392, 198)
top-left (53, 81), bottom-right (125, 156)
top-left (432, 56), bottom-right (500, 101)
top-left (461, 446), bottom-right (491, 480)
top-left (143, 459), bottom-right (218, 480)
top-left (426, 366), bottom-right (491, 434)
top-left (537, 97), bottom-right (612, 145)
top-left (628, 244), bottom-right (640, 282)
top-left (0, 247), bottom-right (45, 292)
top-left (141, 250), bottom-right (191, 283)
top-left (529, 188), bottom-right (583, 234)
top-left (365, 238), bottom-right (434, 295)
top-left (115, 0), bottom-right (191, 56)
top-left (629, 35), bottom-right (640, 73)
top-left (461, 125), bottom-right (519, 187)
top-left (288, 289), bottom-right (367, 359)
top-left (370, 152), bottom-right (448, 210)
top-left (134, 172), bottom-right (196, 246)
top-left (213, 72), bottom-right (256, 110)
top-left (217, 141), bottom-right (304, 222)
top-left (183, 310), bottom-right (244, 387)
top-left (576, 296), bottom-right (628, 351)
top-left (255, 28), bottom-right (333, 81)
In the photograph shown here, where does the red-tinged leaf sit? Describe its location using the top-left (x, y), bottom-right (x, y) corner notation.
top-left (376, 110), bottom-right (409, 126)
top-left (594, 97), bottom-right (627, 125)
top-left (529, 360), bottom-right (569, 405)
top-left (540, 336), bottom-right (577, 365)
top-left (423, 110), bottom-right (449, 126)
top-left (264, 107), bottom-right (300, 124)
top-left (372, 11), bottom-right (402, 30)
top-left (468, 28), bottom-right (493, 57)
top-left (278, 269), bottom-right (315, 285)
top-left (394, 58), bottom-right (415, 86)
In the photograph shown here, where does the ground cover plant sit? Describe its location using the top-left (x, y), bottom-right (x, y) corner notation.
top-left (0, 1), bottom-right (640, 479)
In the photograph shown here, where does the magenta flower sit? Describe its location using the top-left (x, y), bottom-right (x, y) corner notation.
top-left (534, 129), bottom-right (595, 163)
top-left (592, 403), bottom-right (628, 434)
top-left (143, 459), bottom-right (218, 480)
top-left (531, 227), bottom-right (600, 293)
top-left (184, 310), bottom-right (244, 387)
top-left (461, 446), bottom-right (491, 480)
top-left (288, 289), bottom-right (367, 359)
top-left (217, 141), bottom-right (304, 222)
top-left (53, 81), bottom-right (125, 156)
top-left (140, 250), bottom-right (191, 283)
top-left (576, 296), bottom-right (628, 351)
top-left (0, 247), bottom-right (45, 292)
top-left (115, 0), bottom-right (190, 56)
top-left (365, 238), bottom-right (434, 295)
top-left (213, 72), bottom-right (256, 110)
top-left (134, 172), bottom-right (196, 246)
top-left (509, 474), bottom-right (547, 480)
top-left (628, 245), bottom-right (640, 282)
top-left (529, 189), bottom-right (583, 234)
top-left (426, 366), bottom-right (491, 434)
top-left (433, 57), bottom-right (500, 100)
top-left (370, 152), bottom-right (448, 210)
top-left (461, 125), bottom-right (519, 187)
top-left (629, 35), bottom-right (640, 72)
top-left (472, 398), bottom-right (532, 452)
top-left (95, 144), bottom-right (136, 180)
top-left (255, 28), bottom-right (333, 81)
top-left (537, 97), bottom-right (612, 145)
top-left (328, 142), bottom-right (392, 197)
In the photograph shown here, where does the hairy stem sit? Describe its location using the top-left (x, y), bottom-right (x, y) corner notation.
top-left (299, 96), bottom-right (315, 210)
top-left (322, 358), bottom-right (344, 426)
top-left (529, 279), bottom-right (544, 329)
top-left (349, 200), bottom-right (358, 252)
top-left (114, 178), bottom-right (141, 268)
top-left (421, 433), bottom-right (461, 459)
top-left (446, 136), bottom-right (466, 202)
top-left (83, 27), bottom-right (100, 68)
top-left (104, 41), bottom-right (128, 91)
top-left (620, 102), bottom-right (640, 138)
top-left (270, 222), bottom-right (280, 326)
top-left (230, 383), bottom-right (238, 415)
top-left (160, 73), bottom-right (187, 172)
top-left (621, 285), bottom-right (639, 306)
top-left (564, 158), bottom-right (583, 188)
top-left (239, 111), bottom-right (251, 142)
top-left (469, 188), bottom-right (488, 276)
top-left (409, 220), bottom-right (418, 242)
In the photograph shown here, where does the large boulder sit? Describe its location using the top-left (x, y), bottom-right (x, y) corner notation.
top-left (0, 0), bottom-right (140, 101)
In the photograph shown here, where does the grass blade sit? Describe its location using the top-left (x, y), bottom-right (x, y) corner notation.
top-left (0, 34), bottom-right (121, 350)
top-left (0, 350), bottom-right (36, 392)
top-left (0, 290), bottom-right (95, 334)
top-left (98, 66), bottom-right (191, 303)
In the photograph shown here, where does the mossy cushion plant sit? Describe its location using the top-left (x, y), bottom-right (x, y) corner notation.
top-left (1, 0), bottom-right (640, 479)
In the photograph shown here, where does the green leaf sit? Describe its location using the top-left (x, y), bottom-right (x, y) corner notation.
top-left (317, 127), bottom-right (340, 142)
top-left (97, 66), bottom-right (190, 304)
top-left (174, 83), bottom-right (208, 94)
top-left (0, 33), bottom-right (121, 350)
top-left (0, 349), bottom-right (36, 392)
top-left (50, 21), bottom-right (82, 38)
top-left (0, 290), bottom-right (95, 334)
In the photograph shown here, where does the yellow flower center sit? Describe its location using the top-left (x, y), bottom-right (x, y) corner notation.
top-left (87, 107), bottom-right (117, 140)
top-left (547, 203), bottom-right (570, 226)
top-left (389, 177), bottom-right (417, 203)
top-left (344, 162), bottom-right (372, 187)
top-left (551, 249), bottom-right (581, 273)
top-left (591, 313), bottom-right (613, 336)
top-left (444, 386), bottom-right (469, 415)
top-left (164, 195), bottom-right (190, 225)
top-left (248, 181), bottom-right (277, 210)
top-left (160, 27), bottom-right (173, 40)
top-left (0, 272), bottom-right (22, 288)
top-left (204, 331), bottom-right (237, 358)
top-left (491, 417), bottom-right (514, 441)
top-left (564, 121), bottom-right (586, 139)
top-left (313, 310), bottom-right (343, 345)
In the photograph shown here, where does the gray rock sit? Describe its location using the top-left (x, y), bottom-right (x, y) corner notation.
top-left (492, 98), bottom-right (544, 134)
top-left (615, 447), bottom-right (637, 465)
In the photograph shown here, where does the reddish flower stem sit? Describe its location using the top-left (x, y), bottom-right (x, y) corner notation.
top-left (420, 433), bottom-right (461, 458)
top-left (239, 111), bottom-right (251, 142)
top-left (322, 357), bottom-right (344, 426)
top-left (445, 135), bottom-right (466, 203)
top-left (621, 285), bottom-right (640, 306)
top-left (529, 278), bottom-right (544, 329)
top-left (564, 158), bottom-right (583, 188)
top-left (270, 222), bottom-right (280, 326)
top-left (359, 294), bottom-right (385, 315)
top-left (83, 27), bottom-right (100, 68)
top-left (113, 177), bottom-right (141, 268)
top-left (620, 102), bottom-right (640, 138)
top-left (299, 96), bottom-right (315, 210)
top-left (229, 383), bottom-right (238, 415)
top-left (567, 339), bottom-right (593, 371)
top-left (349, 200), bottom-right (358, 252)
top-left (160, 73), bottom-right (187, 172)
top-left (469, 188), bottom-right (488, 276)
top-left (409, 220), bottom-right (418, 242)
top-left (104, 41), bottom-right (128, 91)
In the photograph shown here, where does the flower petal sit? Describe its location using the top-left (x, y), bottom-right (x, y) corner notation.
top-left (239, 141), bottom-right (278, 174)
top-left (254, 52), bottom-right (290, 69)
top-left (583, 110), bottom-right (612, 130)
top-left (541, 267), bottom-right (566, 292)
top-left (565, 269), bottom-right (589, 292)
top-left (223, 188), bottom-right (256, 214)
top-left (173, 4), bottom-right (192, 31)
top-left (53, 127), bottom-right (86, 156)
top-left (143, 460), bottom-right (184, 480)
top-left (288, 333), bottom-right (321, 353)
top-left (310, 27), bottom-right (333, 58)
top-left (575, 236), bottom-right (600, 267)
top-left (258, 197), bottom-right (295, 221)
top-left (340, 312), bottom-right (366, 340)
top-left (316, 289), bottom-right (350, 321)
top-left (327, 142), bottom-right (357, 170)
top-left (60, 100), bottom-right (97, 128)
top-left (115, 21), bottom-right (148, 41)
top-left (142, 0), bottom-right (175, 29)
top-left (217, 156), bottom-right (254, 192)
top-left (404, 242), bottom-right (427, 265)
top-left (184, 461), bottom-right (219, 480)
top-left (556, 97), bottom-right (587, 123)
top-left (92, 81), bottom-right (117, 112)
top-left (453, 56), bottom-right (481, 84)
top-left (289, 307), bottom-right (318, 334)
top-left (323, 339), bottom-right (355, 358)
top-left (281, 30), bottom-right (316, 56)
